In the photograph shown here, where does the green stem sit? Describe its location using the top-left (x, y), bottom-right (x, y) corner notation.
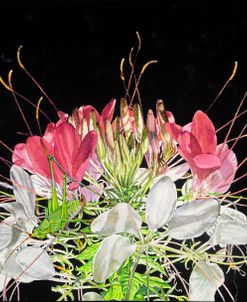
top-left (125, 248), bottom-right (144, 301)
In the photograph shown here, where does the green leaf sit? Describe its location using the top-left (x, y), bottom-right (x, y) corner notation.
top-left (139, 255), bottom-right (168, 276)
top-left (148, 276), bottom-right (170, 289)
top-left (76, 260), bottom-right (93, 276)
top-left (104, 283), bottom-right (124, 300)
top-left (76, 243), bottom-right (100, 261)
top-left (119, 267), bottom-right (141, 300)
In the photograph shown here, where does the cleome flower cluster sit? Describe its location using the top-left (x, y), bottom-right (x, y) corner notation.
top-left (0, 37), bottom-right (246, 301)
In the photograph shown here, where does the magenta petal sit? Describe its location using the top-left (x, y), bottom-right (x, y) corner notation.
top-left (206, 144), bottom-right (238, 193)
top-left (165, 122), bottom-right (183, 140)
top-left (177, 132), bottom-right (202, 159)
top-left (79, 105), bottom-right (101, 124)
top-left (12, 143), bottom-right (34, 171)
top-left (43, 122), bottom-right (56, 144)
top-left (101, 98), bottom-right (116, 123)
top-left (26, 136), bottom-right (54, 179)
top-left (72, 130), bottom-right (98, 182)
top-left (191, 110), bottom-right (217, 154)
top-left (193, 154), bottom-right (221, 169)
top-left (54, 122), bottom-right (81, 176)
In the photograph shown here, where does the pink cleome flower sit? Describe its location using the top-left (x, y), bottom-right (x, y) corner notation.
top-left (165, 110), bottom-right (237, 193)
top-left (12, 122), bottom-right (98, 190)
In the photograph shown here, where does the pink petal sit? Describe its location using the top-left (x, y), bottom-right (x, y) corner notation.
top-left (57, 111), bottom-right (68, 122)
top-left (193, 154), bottom-right (221, 169)
top-left (207, 144), bottom-right (237, 193)
top-left (54, 123), bottom-right (81, 176)
top-left (43, 122), bottom-right (56, 144)
top-left (79, 105), bottom-right (101, 124)
top-left (191, 110), bottom-right (217, 154)
top-left (72, 130), bottom-right (98, 183)
top-left (26, 136), bottom-right (62, 185)
top-left (12, 143), bottom-right (34, 171)
top-left (177, 132), bottom-right (202, 159)
top-left (101, 98), bottom-right (116, 123)
top-left (165, 122), bottom-right (183, 140)
top-left (166, 111), bottom-right (175, 123)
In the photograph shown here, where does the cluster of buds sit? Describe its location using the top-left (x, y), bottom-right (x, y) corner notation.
top-left (146, 99), bottom-right (177, 176)
top-left (95, 99), bottom-right (148, 194)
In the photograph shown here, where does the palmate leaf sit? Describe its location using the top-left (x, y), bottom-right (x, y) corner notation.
top-left (93, 234), bottom-right (136, 283)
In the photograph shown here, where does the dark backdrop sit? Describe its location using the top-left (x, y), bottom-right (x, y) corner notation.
top-left (0, 0), bottom-right (246, 301)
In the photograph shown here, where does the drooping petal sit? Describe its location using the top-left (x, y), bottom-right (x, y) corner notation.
top-left (91, 203), bottom-right (142, 237)
top-left (15, 246), bottom-right (55, 280)
top-left (146, 176), bottom-right (177, 230)
top-left (93, 234), bottom-right (136, 283)
top-left (165, 122), bottom-right (183, 140)
top-left (191, 110), bottom-right (217, 154)
top-left (80, 105), bottom-right (101, 124)
top-left (168, 199), bottom-right (220, 240)
top-left (189, 260), bottom-right (224, 301)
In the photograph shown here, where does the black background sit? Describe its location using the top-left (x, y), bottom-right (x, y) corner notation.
top-left (0, 0), bottom-right (246, 301)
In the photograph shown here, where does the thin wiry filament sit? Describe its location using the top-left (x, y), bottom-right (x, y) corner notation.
top-left (17, 46), bottom-right (58, 112)
top-left (206, 61), bottom-right (238, 113)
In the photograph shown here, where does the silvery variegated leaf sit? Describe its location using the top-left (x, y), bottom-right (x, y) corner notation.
top-left (0, 218), bottom-right (14, 250)
top-left (146, 176), bottom-right (177, 230)
top-left (133, 168), bottom-right (149, 186)
top-left (82, 292), bottom-right (104, 301)
top-left (167, 199), bottom-right (220, 240)
top-left (210, 248), bottom-right (227, 262)
top-left (0, 202), bottom-right (28, 226)
top-left (93, 234), bottom-right (136, 283)
top-left (154, 163), bottom-right (189, 183)
top-left (209, 206), bottom-right (247, 246)
top-left (10, 165), bottom-right (36, 223)
top-left (0, 181), bottom-right (13, 190)
top-left (31, 174), bottom-right (63, 200)
top-left (189, 260), bottom-right (225, 301)
top-left (2, 251), bottom-right (34, 283)
top-left (91, 203), bottom-right (142, 237)
top-left (15, 246), bottom-right (55, 280)
top-left (0, 274), bottom-right (11, 292)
